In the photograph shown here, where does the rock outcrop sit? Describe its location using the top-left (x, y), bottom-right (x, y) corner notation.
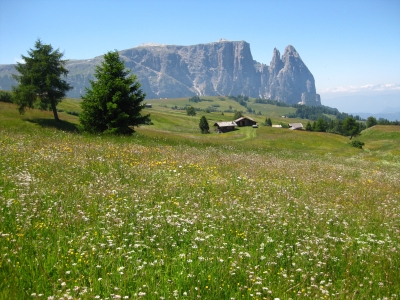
top-left (0, 40), bottom-right (321, 105)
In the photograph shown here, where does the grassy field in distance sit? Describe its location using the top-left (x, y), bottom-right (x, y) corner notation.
top-left (0, 100), bottom-right (399, 299)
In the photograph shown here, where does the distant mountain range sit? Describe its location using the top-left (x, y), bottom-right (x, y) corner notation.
top-left (0, 40), bottom-right (321, 106)
top-left (321, 92), bottom-right (400, 121)
top-left (355, 112), bottom-right (400, 121)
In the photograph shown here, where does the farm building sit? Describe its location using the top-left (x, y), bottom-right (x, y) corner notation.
top-left (145, 104), bottom-right (152, 108)
top-left (235, 116), bottom-right (257, 127)
top-left (288, 123), bottom-right (304, 130)
top-left (213, 121), bottom-right (237, 133)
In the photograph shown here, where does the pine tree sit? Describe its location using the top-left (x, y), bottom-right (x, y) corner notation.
top-left (79, 51), bottom-right (150, 134)
top-left (199, 116), bottom-right (210, 134)
top-left (12, 39), bottom-right (72, 121)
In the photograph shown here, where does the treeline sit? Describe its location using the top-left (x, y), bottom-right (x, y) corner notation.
top-left (304, 116), bottom-right (399, 137)
top-left (188, 96), bottom-right (214, 103)
top-left (228, 95), bottom-right (249, 107)
top-left (254, 98), bottom-right (291, 107)
top-left (305, 118), bottom-right (365, 138)
top-left (287, 105), bottom-right (362, 121)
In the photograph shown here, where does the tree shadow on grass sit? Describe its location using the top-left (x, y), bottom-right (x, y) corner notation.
top-left (25, 118), bottom-right (80, 133)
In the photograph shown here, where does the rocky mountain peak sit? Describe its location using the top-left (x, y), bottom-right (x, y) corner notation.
top-left (0, 40), bottom-right (321, 106)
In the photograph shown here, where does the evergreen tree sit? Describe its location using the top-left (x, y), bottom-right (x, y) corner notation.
top-left (305, 121), bottom-right (312, 131)
top-left (199, 116), bottom-right (210, 133)
top-left (12, 39), bottom-right (72, 121)
top-left (267, 118), bottom-right (272, 126)
top-left (79, 51), bottom-right (150, 134)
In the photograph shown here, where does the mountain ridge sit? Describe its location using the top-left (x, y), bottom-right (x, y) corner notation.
top-left (0, 40), bottom-right (321, 106)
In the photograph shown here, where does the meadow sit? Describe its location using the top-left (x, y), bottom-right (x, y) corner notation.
top-left (0, 100), bottom-right (399, 299)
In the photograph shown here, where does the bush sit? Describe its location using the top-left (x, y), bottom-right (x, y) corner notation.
top-left (350, 140), bottom-right (365, 149)
top-left (0, 90), bottom-right (12, 103)
top-left (66, 111), bottom-right (79, 116)
top-left (186, 106), bottom-right (196, 116)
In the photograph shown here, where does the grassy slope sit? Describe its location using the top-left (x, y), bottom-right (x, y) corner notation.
top-left (4, 99), bottom-right (400, 157)
top-left (1, 101), bottom-right (400, 299)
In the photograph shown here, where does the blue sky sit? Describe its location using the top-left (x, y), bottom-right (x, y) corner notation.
top-left (1, 0), bottom-right (399, 112)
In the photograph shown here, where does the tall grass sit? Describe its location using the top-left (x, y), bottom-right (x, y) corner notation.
top-left (0, 103), bottom-right (399, 299)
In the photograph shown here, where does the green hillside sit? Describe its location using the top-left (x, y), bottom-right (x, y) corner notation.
top-left (1, 100), bottom-right (399, 299)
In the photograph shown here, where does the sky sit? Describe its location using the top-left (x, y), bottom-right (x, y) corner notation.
top-left (1, 0), bottom-right (399, 113)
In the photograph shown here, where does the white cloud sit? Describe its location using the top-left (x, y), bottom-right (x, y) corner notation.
top-left (320, 83), bottom-right (400, 94)
top-left (14, 57), bottom-right (25, 64)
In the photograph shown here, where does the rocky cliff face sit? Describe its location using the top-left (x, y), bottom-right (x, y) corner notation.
top-left (0, 40), bottom-right (321, 105)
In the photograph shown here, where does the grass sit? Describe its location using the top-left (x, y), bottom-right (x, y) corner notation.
top-left (0, 100), bottom-right (399, 299)
top-left (57, 98), bottom-right (82, 113)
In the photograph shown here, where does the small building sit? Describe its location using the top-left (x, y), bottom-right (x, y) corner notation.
top-left (213, 121), bottom-right (237, 133)
top-left (288, 123), bottom-right (304, 130)
top-left (272, 124), bottom-right (282, 128)
top-left (235, 116), bottom-right (257, 127)
top-left (145, 104), bottom-right (152, 108)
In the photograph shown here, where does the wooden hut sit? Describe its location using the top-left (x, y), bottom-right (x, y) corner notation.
top-left (213, 121), bottom-right (237, 133)
top-left (234, 116), bottom-right (257, 127)
top-left (288, 123), bottom-right (304, 130)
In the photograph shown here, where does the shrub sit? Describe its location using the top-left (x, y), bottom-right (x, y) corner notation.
top-left (186, 106), bottom-right (196, 116)
top-left (350, 140), bottom-right (365, 149)
top-left (0, 90), bottom-right (12, 103)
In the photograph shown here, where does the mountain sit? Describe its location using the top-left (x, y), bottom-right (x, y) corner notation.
top-left (0, 40), bottom-right (321, 106)
top-left (321, 91), bottom-right (400, 118)
top-left (354, 111), bottom-right (400, 122)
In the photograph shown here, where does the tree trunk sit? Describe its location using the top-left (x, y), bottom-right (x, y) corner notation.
top-left (51, 100), bottom-right (60, 121)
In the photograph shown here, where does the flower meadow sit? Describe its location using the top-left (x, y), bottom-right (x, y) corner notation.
top-left (0, 127), bottom-right (399, 299)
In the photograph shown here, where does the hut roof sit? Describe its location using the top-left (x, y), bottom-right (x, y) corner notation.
top-left (235, 116), bottom-right (255, 122)
top-left (214, 121), bottom-right (238, 128)
top-left (288, 123), bottom-right (304, 130)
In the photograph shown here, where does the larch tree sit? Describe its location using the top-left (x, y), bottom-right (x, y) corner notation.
top-left (79, 51), bottom-right (150, 134)
top-left (12, 39), bottom-right (72, 121)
